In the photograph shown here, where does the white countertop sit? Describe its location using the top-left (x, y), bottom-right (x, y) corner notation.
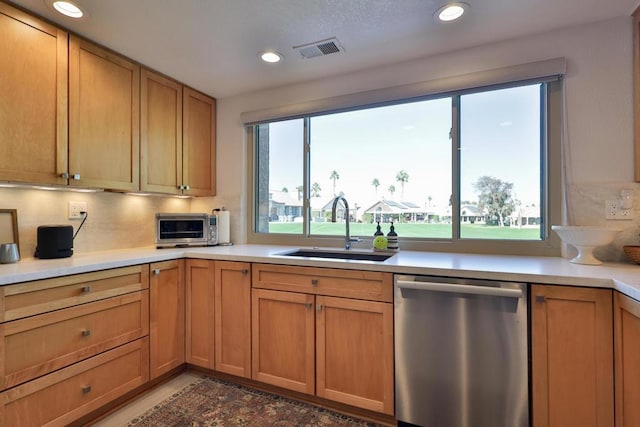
top-left (1, 244), bottom-right (639, 301)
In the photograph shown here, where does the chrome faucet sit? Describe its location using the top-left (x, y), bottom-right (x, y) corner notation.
top-left (331, 196), bottom-right (361, 250)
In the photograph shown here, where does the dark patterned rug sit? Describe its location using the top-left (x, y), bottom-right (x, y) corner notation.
top-left (127, 376), bottom-right (382, 426)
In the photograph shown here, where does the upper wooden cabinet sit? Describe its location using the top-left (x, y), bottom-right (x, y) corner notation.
top-left (183, 87), bottom-right (216, 196)
top-left (531, 285), bottom-right (614, 427)
top-left (140, 69), bottom-right (183, 194)
top-left (141, 73), bottom-right (217, 196)
top-left (0, 3), bottom-right (68, 185)
top-left (69, 36), bottom-right (140, 191)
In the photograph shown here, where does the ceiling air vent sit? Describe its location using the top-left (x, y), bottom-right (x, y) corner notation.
top-left (293, 37), bottom-right (344, 59)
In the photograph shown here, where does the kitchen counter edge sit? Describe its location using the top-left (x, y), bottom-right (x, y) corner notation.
top-left (0, 244), bottom-right (638, 301)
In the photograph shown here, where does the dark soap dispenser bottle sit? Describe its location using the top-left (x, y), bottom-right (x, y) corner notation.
top-left (387, 222), bottom-right (399, 251)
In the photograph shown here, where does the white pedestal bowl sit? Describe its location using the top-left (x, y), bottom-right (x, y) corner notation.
top-left (552, 225), bottom-right (621, 265)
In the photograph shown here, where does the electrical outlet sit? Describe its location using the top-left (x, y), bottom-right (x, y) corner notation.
top-left (68, 201), bottom-right (87, 219)
top-left (606, 199), bottom-right (634, 220)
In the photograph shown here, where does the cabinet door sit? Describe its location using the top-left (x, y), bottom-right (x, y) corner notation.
top-left (140, 69), bottom-right (183, 194)
top-left (251, 289), bottom-right (314, 394)
top-left (185, 259), bottom-right (214, 369)
top-left (0, 3), bottom-right (67, 185)
top-left (150, 260), bottom-right (185, 379)
top-left (614, 292), bottom-right (640, 427)
top-left (531, 285), bottom-right (614, 427)
top-left (215, 261), bottom-right (251, 378)
top-left (69, 36), bottom-right (140, 191)
top-left (183, 87), bottom-right (216, 196)
top-left (316, 296), bottom-right (394, 415)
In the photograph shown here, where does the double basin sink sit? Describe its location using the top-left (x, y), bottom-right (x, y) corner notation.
top-left (279, 248), bottom-right (395, 262)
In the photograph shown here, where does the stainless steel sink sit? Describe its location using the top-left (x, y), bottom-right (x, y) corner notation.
top-left (279, 249), bottom-right (395, 262)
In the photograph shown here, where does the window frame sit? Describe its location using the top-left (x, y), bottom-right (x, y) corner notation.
top-left (246, 80), bottom-right (562, 256)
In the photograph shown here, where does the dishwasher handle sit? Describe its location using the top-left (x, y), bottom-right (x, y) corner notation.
top-left (396, 280), bottom-right (523, 299)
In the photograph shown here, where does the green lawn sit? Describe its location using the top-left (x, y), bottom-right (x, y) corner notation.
top-left (267, 222), bottom-right (541, 240)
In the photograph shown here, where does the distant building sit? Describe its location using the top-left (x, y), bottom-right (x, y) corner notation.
top-left (269, 190), bottom-right (303, 222)
top-left (363, 199), bottom-right (433, 223)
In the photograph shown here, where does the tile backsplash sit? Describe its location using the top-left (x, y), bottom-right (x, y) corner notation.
top-left (0, 187), bottom-right (190, 258)
top-left (566, 182), bottom-right (640, 263)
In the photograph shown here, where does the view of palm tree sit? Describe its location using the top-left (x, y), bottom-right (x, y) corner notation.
top-left (388, 185), bottom-right (396, 198)
top-left (371, 178), bottom-right (380, 195)
top-left (396, 170), bottom-right (409, 200)
top-left (311, 182), bottom-right (321, 197)
top-left (330, 170), bottom-right (340, 195)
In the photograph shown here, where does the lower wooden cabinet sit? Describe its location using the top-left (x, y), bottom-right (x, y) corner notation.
top-left (0, 291), bottom-right (148, 390)
top-left (316, 295), bottom-right (394, 415)
top-left (214, 261), bottom-right (251, 378)
top-left (531, 285), bottom-right (614, 427)
top-left (251, 285), bottom-right (394, 415)
top-left (185, 259), bottom-right (215, 369)
top-left (150, 260), bottom-right (185, 380)
top-left (252, 288), bottom-right (315, 394)
top-left (0, 337), bottom-right (149, 427)
top-left (614, 292), bottom-right (640, 427)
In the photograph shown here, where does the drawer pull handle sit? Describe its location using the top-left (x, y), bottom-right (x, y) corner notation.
top-left (316, 304), bottom-right (324, 312)
top-left (305, 303), bottom-right (312, 309)
top-left (153, 269), bottom-right (160, 275)
top-left (311, 279), bottom-right (318, 286)
top-left (82, 385), bottom-right (92, 394)
top-left (536, 295), bottom-right (546, 303)
top-left (81, 286), bottom-right (92, 293)
top-left (81, 329), bottom-right (91, 337)
top-left (241, 269), bottom-right (249, 275)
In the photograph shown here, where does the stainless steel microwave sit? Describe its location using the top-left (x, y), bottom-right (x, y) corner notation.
top-left (155, 213), bottom-right (217, 248)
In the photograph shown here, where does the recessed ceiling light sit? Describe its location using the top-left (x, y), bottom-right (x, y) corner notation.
top-left (45, 0), bottom-right (84, 18)
top-left (260, 51), bottom-right (283, 63)
top-left (434, 2), bottom-right (468, 22)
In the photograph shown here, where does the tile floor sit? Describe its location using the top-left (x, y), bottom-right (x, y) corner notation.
top-left (90, 371), bottom-right (201, 426)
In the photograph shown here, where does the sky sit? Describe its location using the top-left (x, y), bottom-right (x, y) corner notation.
top-left (264, 83), bottom-right (541, 215)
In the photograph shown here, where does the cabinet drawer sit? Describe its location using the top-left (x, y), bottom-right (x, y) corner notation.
top-left (0, 337), bottom-right (149, 427)
top-left (1, 265), bottom-right (149, 322)
top-left (252, 264), bottom-right (392, 302)
top-left (0, 291), bottom-right (149, 390)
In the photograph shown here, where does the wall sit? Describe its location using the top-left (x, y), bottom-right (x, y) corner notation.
top-left (212, 15), bottom-right (640, 262)
top-left (2, 16), bottom-right (637, 261)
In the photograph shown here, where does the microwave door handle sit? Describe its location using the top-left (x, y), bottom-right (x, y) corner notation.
top-left (396, 280), bottom-right (523, 299)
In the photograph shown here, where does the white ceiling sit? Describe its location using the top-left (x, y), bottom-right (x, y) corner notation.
top-left (8, 0), bottom-right (640, 99)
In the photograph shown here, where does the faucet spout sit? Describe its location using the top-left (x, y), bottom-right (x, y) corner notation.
top-left (331, 196), bottom-right (360, 250)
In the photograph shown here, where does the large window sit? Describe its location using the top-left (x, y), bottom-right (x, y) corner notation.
top-left (250, 80), bottom-right (561, 255)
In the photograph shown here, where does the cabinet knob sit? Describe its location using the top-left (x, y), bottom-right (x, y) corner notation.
top-left (241, 269), bottom-right (249, 275)
top-left (72, 173), bottom-right (81, 180)
top-left (82, 385), bottom-right (92, 394)
top-left (81, 286), bottom-right (92, 293)
top-left (305, 303), bottom-right (312, 309)
top-left (184, 185), bottom-right (190, 191)
top-left (536, 295), bottom-right (546, 303)
top-left (153, 269), bottom-right (160, 275)
top-left (316, 304), bottom-right (324, 312)
top-left (311, 279), bottom-right (318, 286)
top-left (61, 172), bottom-right (69, 179)
top-left (81, 329), bottom-right (91, 337)
top-left (178, 185), bottom-right (185, 190)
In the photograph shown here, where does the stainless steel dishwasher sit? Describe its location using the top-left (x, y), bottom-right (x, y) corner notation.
top-left (394, 275), bottom-right (529, 427)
